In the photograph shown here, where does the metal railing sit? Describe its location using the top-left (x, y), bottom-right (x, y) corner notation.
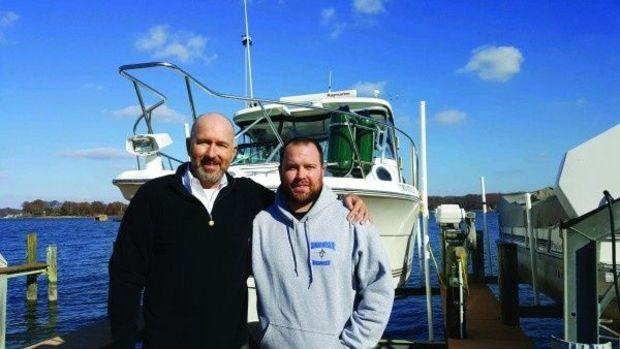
top-left (118, 61), bottom-right (419, 187)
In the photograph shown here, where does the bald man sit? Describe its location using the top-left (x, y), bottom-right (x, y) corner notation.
top-left (108, 113), bottom-right (367, 348)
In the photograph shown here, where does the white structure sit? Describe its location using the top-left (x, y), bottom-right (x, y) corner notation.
top-left (555, 124), bottom-right (620, 218)
top-left (498, 123), bottom-right (620, 343)
top-left (113, 133), bottom-right (175, 200)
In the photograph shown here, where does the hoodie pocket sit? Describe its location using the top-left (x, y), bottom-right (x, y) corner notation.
top-left (259, 323), bottom-right (344, 349)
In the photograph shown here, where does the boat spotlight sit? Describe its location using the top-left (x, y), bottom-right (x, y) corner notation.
top-left (126, 133), bottom-right (172, 157)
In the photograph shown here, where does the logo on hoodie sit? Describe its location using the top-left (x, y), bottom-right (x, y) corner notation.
top-left (310, 241), bottom-right (335, 266)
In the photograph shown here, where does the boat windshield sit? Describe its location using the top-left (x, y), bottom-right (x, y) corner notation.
top-left (233, 111), bottom-right (396, 165)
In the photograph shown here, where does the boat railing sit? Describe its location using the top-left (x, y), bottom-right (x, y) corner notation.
top-left (159, 152), bottom-right (184, 171)
top-left (133, 152), bottom-right (183, 171)
top-left (118, 61), bottom-right (419, 187)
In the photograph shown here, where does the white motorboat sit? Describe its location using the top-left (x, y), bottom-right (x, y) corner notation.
top-left (112, 63), bottom-right (422, 287)
top-left (113, 0), bottom-right (422, 291)
top-left (111, 62), bottom-right (424, 322)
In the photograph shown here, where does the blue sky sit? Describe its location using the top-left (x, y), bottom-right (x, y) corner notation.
top-left (0, 0), bottom-right (618, 208)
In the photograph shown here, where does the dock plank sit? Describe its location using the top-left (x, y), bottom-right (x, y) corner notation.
top-left (29, 283), bottom-right (531, 348)
top-left (0, 262), bottom-right (47, 275)
top-left (27, 320), bottom-right (112, 349)
top-left (446, 283), bottom-right (534, 349)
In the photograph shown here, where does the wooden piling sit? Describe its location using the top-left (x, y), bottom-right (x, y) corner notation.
top-left (444, 244), bottom-right (468, 339)
top-left (26, 232), bottom-right (38, 303)
top-left (46, 245), bottom-right (58, 303)
top-left (472, 230), bottom-right (485, 283)
top-left (498, 242), bottom-right (519, 326)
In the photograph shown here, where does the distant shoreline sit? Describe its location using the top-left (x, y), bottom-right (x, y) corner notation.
top-left (1, 215), bottom-right (122, 220)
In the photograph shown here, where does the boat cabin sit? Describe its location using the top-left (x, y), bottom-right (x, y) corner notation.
top-left (232, 90), bottom-right (400, 179)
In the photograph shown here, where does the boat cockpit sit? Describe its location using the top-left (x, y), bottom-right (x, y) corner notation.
top-left (232, 97), bottom-right (402, 181)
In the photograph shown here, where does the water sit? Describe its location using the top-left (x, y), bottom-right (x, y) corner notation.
top-left (0, 218), bottom-right (117, 348)
top-left (0, 213), bottom-right (564, 348)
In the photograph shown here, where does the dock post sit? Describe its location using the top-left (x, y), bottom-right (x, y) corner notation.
top-left (472, 229), bottom-right (485, 283)
top-left (0, 274), bottom-right (7, 349)
top-left (26, 233), bottom-right (38, 303)
top-left (564, 229), bottom-right (598, 344)
top-left (524, 193), bottom-right (540, 305)
top-left (419, 100), bottom-right (434, 341)
top-left (498, 241), bottom-right (519, 326)
top-left (444, 243), bottom-right (468, 338)
top-left (46, 245), bottom-right (58, 303)
top-left (480, 177), bottom-right (493, 275)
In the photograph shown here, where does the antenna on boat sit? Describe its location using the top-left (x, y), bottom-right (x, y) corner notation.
top-left (242, 0), bottom-right (255, 106)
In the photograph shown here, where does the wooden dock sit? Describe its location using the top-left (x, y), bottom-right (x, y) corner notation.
top-left (445, 283), bottom-right (534, 349)
top-left (27, 320), bottom-right (112, 349)
top-left (1, 233), bottom-right (58, 349)
top-left (25, 282), bottom-right (535, 348)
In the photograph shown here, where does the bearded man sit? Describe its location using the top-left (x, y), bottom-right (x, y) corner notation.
top-left (108, 113), bottom-right (368, 348)
top-left (251, 137), bottom-right (394, 349)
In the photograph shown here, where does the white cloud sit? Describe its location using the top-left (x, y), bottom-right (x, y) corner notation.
top-left (58, 148), bottom-right (130, 160)
top-left (353, 0), bottom-right (387, 14)
top-left (0, 11), bottom-right (18, 26)
top-left (329, 23), bottom-right (346, 40)
top-left (576, 98), bottom-right (587, 106)
top-left (111, 105), bottom-right (187, 123)
top-left (434, 109), bottom-right (467, 125)
top-left (352, 80), bottom-right (387, 97)
top-left (135, 25), bottom-right (217, 63)
top-left (136, 25), bottom-right (167, 51)
top-left (458, 45), bottom-right (523, 82)
top-left (0, 11), bottom-right (19, 42)
top-left (321, 7), bottom-right (336, 25)
top-left (82, 83), bottom-right (104, 91)
top-left (320, 7), bottom-right (346, 40)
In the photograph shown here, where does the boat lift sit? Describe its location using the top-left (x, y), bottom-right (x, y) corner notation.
top-left (562, 195), bottom-right (620, 344)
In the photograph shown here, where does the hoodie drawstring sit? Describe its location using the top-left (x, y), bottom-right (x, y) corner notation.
top-left (304, 220), bottom-right (313, 287)
top-left (287, 224), bottom-right (299, 276)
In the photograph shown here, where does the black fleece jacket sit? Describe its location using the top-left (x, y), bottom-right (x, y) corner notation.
top-left (108, 163), bottom-right (274, 348)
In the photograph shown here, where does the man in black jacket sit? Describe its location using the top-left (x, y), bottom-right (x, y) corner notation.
top-left (108, 113), bottom-right (367, 348)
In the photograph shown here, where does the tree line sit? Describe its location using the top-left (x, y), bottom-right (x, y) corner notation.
top-left (0, 207), bottom-right (21, 217)
top-left (4, 194), bottom-right (501, 218)
top-left (428, 193), bottom-right (501, 211)
top-left (15, 200), bottom-right (128, 217)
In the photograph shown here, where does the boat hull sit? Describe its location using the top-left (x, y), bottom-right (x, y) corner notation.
top-left (502, 237), bottom-right (620, 329)
top-left (113, 169), bottom-right (175, 200)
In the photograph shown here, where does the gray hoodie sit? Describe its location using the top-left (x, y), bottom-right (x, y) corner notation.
top-left (252, 185), bottom-right (394, 349)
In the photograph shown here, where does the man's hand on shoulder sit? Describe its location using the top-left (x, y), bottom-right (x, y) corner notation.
top-left (342, 194), bottom-right (371, 224)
